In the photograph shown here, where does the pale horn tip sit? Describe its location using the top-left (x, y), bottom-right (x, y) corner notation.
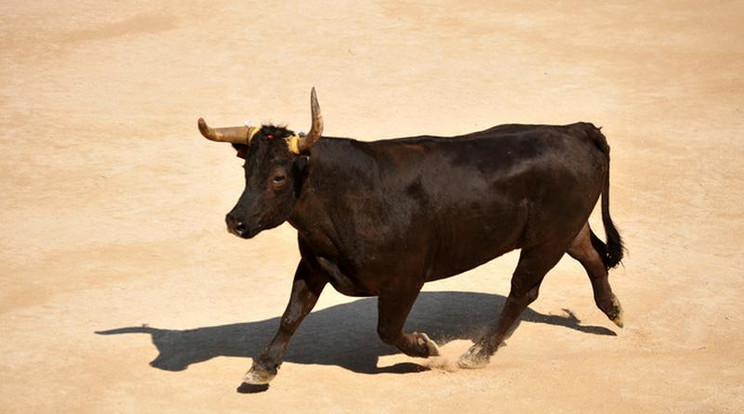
top-left (197, 117), bottom-right (217, 140)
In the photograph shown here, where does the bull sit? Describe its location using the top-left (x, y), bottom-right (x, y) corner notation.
top-left (197, 88), bottom-right (625, 390)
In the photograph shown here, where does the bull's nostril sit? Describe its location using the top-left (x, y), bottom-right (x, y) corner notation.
top-left (226, 214), bottom-right (247, 237)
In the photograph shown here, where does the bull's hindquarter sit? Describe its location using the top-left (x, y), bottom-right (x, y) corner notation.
top-left (243, 123), bottom-right (616, 387)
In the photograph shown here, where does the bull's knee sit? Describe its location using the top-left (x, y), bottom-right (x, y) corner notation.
top-left (510, 276), bottom-right (542, 304)
top-left (509, 285), bottom-right (540, 306)
top-left (525, 286), bottom-right (540, 304)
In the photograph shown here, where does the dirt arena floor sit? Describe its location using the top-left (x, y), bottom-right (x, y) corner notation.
top-left (2, 1), bottom-right (743, 412)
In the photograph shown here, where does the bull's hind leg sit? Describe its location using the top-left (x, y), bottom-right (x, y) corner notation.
top-left (458, 243), bottom-right (567, 369)
top-left (567, 223), bottom-right (624, 327)
top-left (377, 287), bottom-right (440, 358)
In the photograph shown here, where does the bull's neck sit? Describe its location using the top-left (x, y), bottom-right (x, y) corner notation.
top-left (287, 137), bottom-right (373, 236)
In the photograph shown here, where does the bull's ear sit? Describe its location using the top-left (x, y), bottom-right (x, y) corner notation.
top-left (293, 155), bottom-right (310, 195)
top-left (294, 154), bottom-right (310, 174)
top-left (232, 143), bottom-right (248, 159)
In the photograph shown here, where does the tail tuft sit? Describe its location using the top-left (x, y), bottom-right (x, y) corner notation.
top-left (602, 215), bottom-right (625, 269)
top-left (594, 126), bottom-right (625, 269)
top-left (589, 228), bottom-right (624, 270)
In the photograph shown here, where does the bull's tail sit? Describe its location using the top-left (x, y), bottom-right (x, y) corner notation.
top-left (587, 126), bottom-right (625, 269)
top-left (598, 165), bottom-right (625, 268)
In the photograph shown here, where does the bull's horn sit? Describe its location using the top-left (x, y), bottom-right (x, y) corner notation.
top-left (198, 117), bottom-right (259, 145)
top-left (294, 87), bottom-right (323, 154)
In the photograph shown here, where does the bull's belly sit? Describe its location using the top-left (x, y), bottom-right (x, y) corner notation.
top-left (425, 238), bottom-right (518, 282)
top-left (303, 203), bottom-right (529, 295)
top-left (310, 238), bottom-right (517, 296)
top-left (354, 223), bottom-right (523, 287)
top-left (421, 207), bottom-right (526, 281)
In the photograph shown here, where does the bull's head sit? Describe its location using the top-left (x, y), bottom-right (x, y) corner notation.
top-left (198, 88), bottom-right (323, 238)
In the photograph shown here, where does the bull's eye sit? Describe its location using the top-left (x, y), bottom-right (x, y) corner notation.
top-left (269, 167), bottom-right (289, 191)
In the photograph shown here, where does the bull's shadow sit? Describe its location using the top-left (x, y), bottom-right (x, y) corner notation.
top-left (97, 291), bottom-right (615, 375)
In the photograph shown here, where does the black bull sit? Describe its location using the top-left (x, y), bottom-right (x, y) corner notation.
top-left (198, 90), bottom-right (624, 390)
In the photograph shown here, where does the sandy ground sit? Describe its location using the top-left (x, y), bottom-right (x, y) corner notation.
top-left (2, 1), bottom-right (743, 412)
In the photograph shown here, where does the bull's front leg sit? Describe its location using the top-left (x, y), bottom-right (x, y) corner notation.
top-left (242, 260), bottom-right (326, 388)
top-left (377, 287), bottom-right (440, 358)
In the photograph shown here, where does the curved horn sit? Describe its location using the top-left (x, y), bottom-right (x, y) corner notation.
top-left (296, 87), bottom-right (323, 153)
top-left (198, 118), bottom-right (258, 145)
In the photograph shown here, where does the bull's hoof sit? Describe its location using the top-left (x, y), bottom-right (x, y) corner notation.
top-left (610, 295), bottom-right (624, 328)
top-left (243, 366), bottom-right (276, 385)
top-left (457, 344), bottom-right (490, 369)
top-left (417, 332), bottom-right (441, 357)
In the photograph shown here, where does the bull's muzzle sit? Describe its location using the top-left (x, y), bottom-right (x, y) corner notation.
top-left (225, 213), bottom-right (256, 239)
